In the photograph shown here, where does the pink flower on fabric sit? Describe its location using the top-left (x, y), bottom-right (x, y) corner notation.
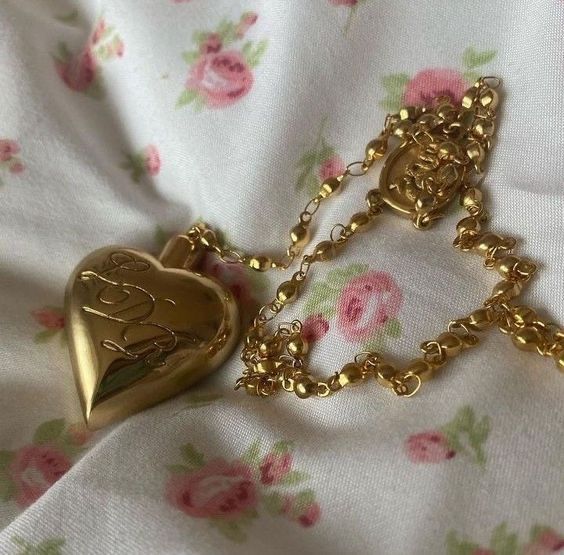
top-left (235, 12), bottom-right (258, 38)
top-left (329, 0), bottom-right (358, 5)
top-left (8, 444), bottom-right (71, 507)
top-left (283, 495), bottom-right (321, 528)
top-left (186, 51), bottom-right (254, 108)
top-left (91, 19), bottom-right (106, 45)
top-left (9, 162), bottom-right (24, 174)
top-left (56, 47), bottom-right (98, 92)
top-left (0, 139), bottom-right (20, 162)
top-left (523, 529), bottom-right (564, 555)
top-left (318, 155), bottom-right (345, 181)
top-left (199, 33), bottom-right (222, 55)
top-left (203, 258), bottom-right (253, 306)
top-left (259, 452), bottom-right (292, 485)
top-left (302, 314), bottom-right (329, 343)
top-left (166, 458), bottom-right (257, 519)
top-left (31, 308), bottom-right (65, 330)
top-left (144, 145), bottom-right (161, 176)
top-left (405, 431), bottom-right (455, 463)
top-left (66, 423), bottom-right (93, 446)
top-left (403, 68), bottom-right (467, 107)
top-left (336, 271), bottom-right (402, 342)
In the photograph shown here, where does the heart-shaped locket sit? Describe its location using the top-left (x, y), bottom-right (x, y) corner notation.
top-left (65, 236), bottom-right (239, 429)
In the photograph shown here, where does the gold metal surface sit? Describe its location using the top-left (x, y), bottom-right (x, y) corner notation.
top-left (65, 240), bottom-right (239, 428)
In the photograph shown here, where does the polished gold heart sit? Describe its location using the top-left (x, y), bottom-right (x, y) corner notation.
top-left (65, 240), bottom-right (239, 429)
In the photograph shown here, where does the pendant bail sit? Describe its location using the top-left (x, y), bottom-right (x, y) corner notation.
top-left (159, 234), bottom-right (203, 269)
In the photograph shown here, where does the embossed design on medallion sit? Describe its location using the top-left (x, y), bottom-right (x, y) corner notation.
top-left (77, 251), bottom-right (202, 402)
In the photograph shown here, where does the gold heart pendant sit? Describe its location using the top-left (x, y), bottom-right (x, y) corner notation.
top-left (65, 235), bottom-right (239, 429)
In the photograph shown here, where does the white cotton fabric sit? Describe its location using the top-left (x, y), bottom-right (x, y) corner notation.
top-left (0, 1), bottom-right (563, 554)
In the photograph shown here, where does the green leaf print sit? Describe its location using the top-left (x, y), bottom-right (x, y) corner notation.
top-left (462, 47), bottom-right (497, 69)
top-left (245, 39), bottom-right (268, 68)
top-left (182, 51), bottom-right (200, 64)
top-left (211, 519), bottom-right (247, 543)
top-left (33, 419), bottom-right (65, 444)
top-left (278, 470), bottom-right (309, 486)
top-left (176, 88), bottom-right (199, 109)
top-left (12, 537), bottom-right (66, 555)
top-left (490, 522), bottom-right (518, 555)
top-left (262, 492), bottom-right (284, 515)
top-left (240, 439), bottom-right (261, 466)
top-left (181, 444), bottom-right (205, 468)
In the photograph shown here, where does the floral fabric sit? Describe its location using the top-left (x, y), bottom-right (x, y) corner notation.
top-left (0, 1), bottom-right (563, 554)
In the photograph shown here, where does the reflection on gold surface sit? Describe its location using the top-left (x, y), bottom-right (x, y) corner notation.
top-left (65, 247), bottom-right (239, 429)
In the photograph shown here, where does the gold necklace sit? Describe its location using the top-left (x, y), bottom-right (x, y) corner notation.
top-left (65, 76), bottom-right (563, 428)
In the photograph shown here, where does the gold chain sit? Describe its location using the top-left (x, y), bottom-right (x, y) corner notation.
top-left (184, 76), bottom-right (564, 399)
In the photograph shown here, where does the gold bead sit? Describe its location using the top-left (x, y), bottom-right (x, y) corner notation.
top-left (479, 88), bottom-right (499, 110)
top-left (257, 338), bottom-right (282, 358)
top-left (473, 119), bottom-right (495, 138)
top-left (338, 363), bottom-right (364, 387)
top-left (553, 350), bottom-right (564, 373)
top-left (462, 187), bottom-right (483, 208)
top-left (199, 229), bottom-right (218, 249)
top-left (276, 280), bottom-right (299, 304)
top-left (474, 233), bottom-right (512, 256)
top-left (416, 113), bottom-right (441, 130)
top-left (365, 189), bottom-right (383, 210)
top-left (468, 308), bottom-right (495, 330)
top-left (245, 327), bottom-right (265, 347)
top-left (365, 138), bottom-right (387, 160)
top-left (436, 332), bottom-right (464, 357)
top-left (404, 359), bottom-right (435, 382)
top-left (374, 362), bottom-right (396, 388)
top-left (437, 102), bottom-right (456, 121)
top-left (511, 326), bottom-right (543, 352)
top-left (466, 141), bottom-right (485, 171)
top-left (294, 377), bottom-right (315, 399)
top-left (349, 212), bottom-right (371, 233)
top-left (290, 223), bottom-right (310, 248)
top-left (392, 120), bottom-right (412, 139)
top-left (437, 141), bottom-right (460, 161)
top-left (399, 106), bottom-right (421, 121)
top-left (491, 280), bottom-right (523, 300)
top-left (511, 306), bottom-right (538, 327)
top-left (456, 216), bottom-right (481, 234)
top-left (314, 240), bottom-right (336, 261)
top-left (319, 176), bottom-right (342, 198)
top-left (247, 255), bottom-right (272, 272)
top-left (462, 86), bottom-right (479, 109)
top-left (287, 333), bottom-right (309, 357)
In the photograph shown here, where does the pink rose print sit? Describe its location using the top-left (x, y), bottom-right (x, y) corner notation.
top-left (381, 47), bottom-right (497, 112)
top-left (186, 51), bottom-right (254, 108)
top-left (200, 33), bottom-right (222, 55)
top-left (282, 493), bottom-right (321, 528)
top-left (177, 14), bottom-right (267, 110)
top-left (0, 419), bottom-right (93, 508)
top-left (302, 314), bottom-right (329, 343)
top-left (259, 452), bottom-right (292, 485)
top-left (166, 440), bottom-right (319, 542)
top-left (54, 18), bottom-right (124, 98)
top-left (235, 11), bottom-right (258, 38)
top-left (523, 528), bottom-right (564, 555)
top-left (31, 306), bottom-right (65, 343)
top-left (330, 0), bottom-right (358, 5)
top-left (337, 271), bottom-right (402, 342)
top-left (8, 445), bottom-right (71, 507)
top-left (144, 145), bottom-right (161, 176)
top-left (0, 139), bottom-right (20, 162)
top-left (407, 406), bottom-right (490, 466)
top-left (403, 68), bottom-right (468, 107)
top-left (406, 431), bottom-right (455, 463)
top-left (318, 154), bottom-right (346, 181)
top-left (0, 139), bottom-right (25, 185)
top-left (304, 264), bottom-right (402, 352)
top-left (167, 458), bottom-right (257, 519)
top-left (120, 145), bottom-right (161, 183)
top-left (296, 118), bottom-right (344, 196)
top-left (448, 524), bottom-right (564, 555)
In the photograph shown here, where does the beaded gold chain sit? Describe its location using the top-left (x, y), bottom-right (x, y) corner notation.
top-left (184, 76), bottom-right (564, 400)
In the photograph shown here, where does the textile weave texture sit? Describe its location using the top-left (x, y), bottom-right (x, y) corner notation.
top-left (0, 1), bottom-right (563, 554)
